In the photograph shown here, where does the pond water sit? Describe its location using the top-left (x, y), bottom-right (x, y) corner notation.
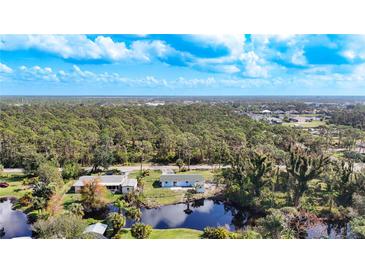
top-left (0, 198), bottom-right (351, 239)
top-left (125, 199), bottom-right (248, 231)
top-left (122, 199), bottom-right (351, 239)
top-left (0, 199), bottom-right (32, 239)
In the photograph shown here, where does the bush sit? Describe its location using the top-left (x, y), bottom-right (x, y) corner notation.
top-left (18, 193), bottom-right (33, 207)
top-left (255, 209), bottom-right (295, 239)
top-left (37, 162), bottom-right (63, 186)
top-left (62, 162), bottom-right (82, 179)
top-left (32, 214), bottom-right (87, 239)
top-left (141, 169), bottom-right (150, 177)
top-left (202, 227), bottom-right (233, 239)
top-left (130, 223), bottom-right (152, 239)
top-left (343, 151), bottom-right (365, 163)
top-left (350, 217), bottom-right (365, 239)
top-left (239, 229), bottom-right (262, 239)
top-left (180, 167), bottom-right (188, 172)
top-left (68, 203), bottom-right (85, 217)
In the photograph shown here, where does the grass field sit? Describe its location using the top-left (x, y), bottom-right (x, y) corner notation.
top-left (176, 169), bottom-right (216, 181)
top-left (116, 228), bottom-right (203, 239)
top-left (282, 120), bottom-right (326, 128)
top-left (0, 173), bottom-right (30, 199)
top-left (130, 170), bottom-right (186, 207)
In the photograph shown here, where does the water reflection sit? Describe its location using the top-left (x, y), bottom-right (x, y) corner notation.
top-left (125, 199), bottom-right (246, 231)
top-left (0, 199), bottom-right (32, 239)
top-left (306, 222), bottom-right (351, 239)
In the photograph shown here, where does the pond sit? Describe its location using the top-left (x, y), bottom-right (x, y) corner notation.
top-left (0, 198), bottom-right (352, 239)
top-left (125, 199), bottom-right (248, 231)
top-left (122, 199), bottom-right (351, 239)
top-left (0, 199), bottom-right (32, 239)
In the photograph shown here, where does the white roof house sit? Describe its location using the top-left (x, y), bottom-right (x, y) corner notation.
top-left (160, 174), bottom-right (205, 193)
top-left (73, 175), bottom-right (137, 194)
top-left (84, 223), bottom-right (108, 235)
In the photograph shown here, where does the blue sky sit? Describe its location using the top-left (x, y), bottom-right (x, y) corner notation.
top-left (1, 34), bottom-right (365, 96)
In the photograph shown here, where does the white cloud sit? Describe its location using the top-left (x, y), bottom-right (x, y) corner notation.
top-left (0, 35), bottom-right (173, 63)
top-left (291, 49), bottom-right (307, 65)
top-left (192, 34), bottom-right (245, 59)
top-left (240, 51), bottom-right (269, 78)
top-left (17, 65), bottom-right (59, 82)
top-left (0, 62), bottom-right (13, 73)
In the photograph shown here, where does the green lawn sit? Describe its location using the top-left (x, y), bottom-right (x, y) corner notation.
top-left (0, 173), bottom-right (31, 199)
top-left (116, 228), bottom-right (203, 239)
top-left (176, 169), bottom-right (217, 181)
top-left (130, 170), bottom-right (186, 207)
top-left (282, 120), bottom-right (326, 128)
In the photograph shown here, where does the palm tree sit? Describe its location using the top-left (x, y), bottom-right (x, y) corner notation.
top-left (114, 199), bottom-right (128, 214)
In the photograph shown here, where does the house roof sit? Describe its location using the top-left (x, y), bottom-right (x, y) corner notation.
top-left (124, 179), bottom-right (138, 187)
top-left (73, 175), bottom-right (125, 187)
top-left (84, 223), bottom-right (108, 235)
top-left (160, 174), bottom-right (204, 182)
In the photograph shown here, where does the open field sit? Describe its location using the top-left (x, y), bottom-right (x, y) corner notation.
top-left (176, 169), bottom-right (217, 181)
top-left (129, 170), bottom-right (186, 207)
top-left (116, 228), bottom-right (203, 239)
top-left (282, 120), bottom-right (326, 128)
top-left (0, 173), bottom-right (30, 199)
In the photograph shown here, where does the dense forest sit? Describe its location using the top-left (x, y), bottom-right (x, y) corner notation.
top-left (0, 103), bottom-right (304, 171)
top-left (330, 110), bottom-right (365, 130)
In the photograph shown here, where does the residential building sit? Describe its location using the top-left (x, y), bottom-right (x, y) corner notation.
top-left (73, 175), bottom-right (137, 194)
top-left (160, 174), bottom-right (205, 193)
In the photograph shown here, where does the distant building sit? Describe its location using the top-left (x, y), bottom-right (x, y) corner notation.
top-left (73, 175), bottom-right (137, 194)
top-left (160, 174), bottom-right (205, 193)
top-left (146, 101), bottom-right (165, 106)
top-left (261, 110), bottom-right (271, 114)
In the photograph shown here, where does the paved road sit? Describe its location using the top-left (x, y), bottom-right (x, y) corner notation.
top-left (2, 164), bottom-right (228, 174)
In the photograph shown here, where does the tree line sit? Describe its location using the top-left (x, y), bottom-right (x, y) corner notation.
top-left (0, 103), bottom-right (303, 172)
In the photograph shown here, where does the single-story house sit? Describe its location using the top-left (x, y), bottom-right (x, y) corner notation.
top-left (73, 175), bottom-right (138, 194)
top-left (160, 174), bottom-right (205, 193)
top-left (84, 223), bottom-right (108, 235)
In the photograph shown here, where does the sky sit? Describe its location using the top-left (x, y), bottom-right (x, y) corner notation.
top-left (1, 34), bottom-right (365, 96)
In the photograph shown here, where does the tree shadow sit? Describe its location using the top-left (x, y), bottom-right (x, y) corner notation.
top-left (152, 180), bottom-right (161, 188)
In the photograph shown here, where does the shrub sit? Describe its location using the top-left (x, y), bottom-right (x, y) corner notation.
top-left (202, 227), bottom-right (232, 239)
top-left (130, 223), bottom-right (152, 239)
top-left (180, 167), bottom-right (188, 172)
top-left (255, 209), bottom-right (295, 239)
top-left (62, 162), bottom-right (82, 179)
top-left (32, 214), bottom-right (87, 239)
top-left (68, 203), bottom-right (85, 217)
top-left (350, 217), bottom-right (365, 239)
top-left (343, 151), bottom-right (365, 163)
top-left (239, 229), bottom-right (263, 239)
top-left (141, 169), bottom-right (150, 177)
top-left (18, 193), bottom-right (33, 207)
top-left (37, 162), bottom-right (63, 186)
